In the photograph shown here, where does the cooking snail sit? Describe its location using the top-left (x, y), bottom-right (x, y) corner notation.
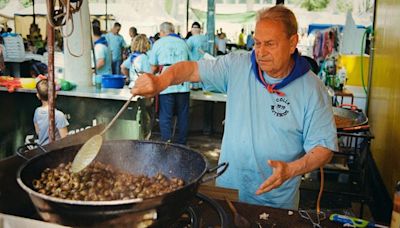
top-left (32, 161), bottom-right (185, 201)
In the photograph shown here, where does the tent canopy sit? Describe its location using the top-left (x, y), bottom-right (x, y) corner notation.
top-left (190, 8), bottom-right (256, 24)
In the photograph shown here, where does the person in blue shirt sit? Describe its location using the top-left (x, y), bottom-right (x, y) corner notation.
top-left (186, 22), bottom-right (208, 61)
top-left (104, 22), bottom-right (126, 75)
top-left (121, 34), bottom-right (151, 88)
top-left (92, 26), bottom-right (112, 75)
top-left (246, 30), bottom-right (255, 50)
top-left (131, 5), bottom-right (337, 210)
top-left (186, 22), bottom-right (208, 90)
top-left (148, 22), bottom-right (190, 145)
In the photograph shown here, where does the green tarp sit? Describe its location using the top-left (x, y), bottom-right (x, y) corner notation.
top-left (191, 8), bottom-right (256, 24)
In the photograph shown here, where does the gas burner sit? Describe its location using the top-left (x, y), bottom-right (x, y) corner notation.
top-left (168, 193), bottom-right (230, 228)
top-left (14, 192), bottom-right (231, 228)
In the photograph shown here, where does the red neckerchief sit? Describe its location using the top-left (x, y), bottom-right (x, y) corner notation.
top-left (257, 67), bottom-right (286, 97)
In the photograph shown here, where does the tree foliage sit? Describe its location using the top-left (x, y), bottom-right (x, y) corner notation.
top-left (19, 0), bottom-right (31, 8)
top-left (0, 0), bottom-right (9, 10)
top-left (336, 0), bottom-right (353, 13)
top-left (300, 0), bottom-right (330, 11)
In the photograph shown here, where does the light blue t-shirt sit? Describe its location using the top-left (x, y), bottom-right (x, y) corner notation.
top-left (122, 53), bottom-right (151, 88)
top-left (198, 52), bottom-right (338, 210)
top-left (104, 33), bottom-right (126, 62)
top-left (149, 35), bottom-right (190, 94)
top-left (33, 106), bottom-right (69, 146)
top-left (246, 34), bottom-right (255, 50)
top-left (186, 34), bottom-right (208, 61)
top-left (122, 56), bottom-right (131, 70)
top-left (94, 43), bottom-right (112, 75)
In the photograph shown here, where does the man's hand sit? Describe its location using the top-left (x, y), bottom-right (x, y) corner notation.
top-left (130, 73), bottom-right (160, 97)
top-left (255, 160), bottom-right (294, 195)
top-left (130, 61), bottom-right (201, 97)
top-left (255, 147), bottom-right (333, 195)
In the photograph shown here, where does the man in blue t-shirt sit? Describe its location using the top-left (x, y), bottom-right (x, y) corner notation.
top-left (104, 22), bottom-right (126, 75)
top-left (148, 22), bottom-right (190, 145)
top-left (92, 26), bottom-right (112, 75)
top-left (131, 6), bottom-right (337, 210)
top-left (186, 21), bottom-right (208, 90)
top-left (246, 30), bottom-right (255, 50)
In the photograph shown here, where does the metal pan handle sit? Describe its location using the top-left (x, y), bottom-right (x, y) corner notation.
top-left (339, 103), bottom-right (358, 110)
top-left (200, 162), bottom-right (229, 184)
top-left (342, 124), bottom-right (370, 132)
top-left (16, 143), bottom-right (47, 160)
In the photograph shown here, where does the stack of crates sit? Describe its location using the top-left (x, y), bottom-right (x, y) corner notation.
top-left (2, 33), bottom-right (25, 63)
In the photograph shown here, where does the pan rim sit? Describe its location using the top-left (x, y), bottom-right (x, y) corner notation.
top-left (16, 140), bottom-right (208, 206)
top-left (332, 107), bottom-right (369, 129)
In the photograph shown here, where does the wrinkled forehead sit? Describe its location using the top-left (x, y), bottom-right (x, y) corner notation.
top-left (254, 19), bottom-right (287, 40)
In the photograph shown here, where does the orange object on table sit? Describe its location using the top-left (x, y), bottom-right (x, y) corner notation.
top-left (0, 76), bottom-right (22, 92)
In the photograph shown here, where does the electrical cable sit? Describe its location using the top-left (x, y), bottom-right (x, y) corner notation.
top-left (64, 9), bottom-right (84, 57)
top-left (46, 0), bottom-right (82, 28)
top-left (298, 166), bottom-right (325, 227)
top-left (361, 27), bottom-right (373, 95)
top-left (360, 30), bottom-right (368, 95)
top-left (317, 167), bottom-right (324, 214)
top-left (46, 0), bottom-right (84, 57)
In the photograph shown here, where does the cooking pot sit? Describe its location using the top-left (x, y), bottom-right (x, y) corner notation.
top-left (333, 105), bottom-right (368, 131)
top-left (17, 140), bottom-right (228, 227)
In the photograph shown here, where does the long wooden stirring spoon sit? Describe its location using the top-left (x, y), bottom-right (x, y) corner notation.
top-left (70, 94), bottom-right (135, 173)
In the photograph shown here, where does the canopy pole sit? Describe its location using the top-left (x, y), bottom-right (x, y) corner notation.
top-left (47, 21), bottom-right (56, 143)
top-left (186, 0), bottom-right (189, 34)
top-left (105, 0), bottom-right (108, 31)
top-left (206, 0), bottom-right (215, 56)
top-left (33, 0), bottom-right (36, 25)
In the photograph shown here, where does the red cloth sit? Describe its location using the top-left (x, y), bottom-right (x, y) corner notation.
top-left (0, 77), bottom-right (21, 92)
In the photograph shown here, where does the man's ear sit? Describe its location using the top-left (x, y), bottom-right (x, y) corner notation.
top-left (289, 34), bottom-right (298, 54)
top-left (36, 93), bottom-right (40, 100)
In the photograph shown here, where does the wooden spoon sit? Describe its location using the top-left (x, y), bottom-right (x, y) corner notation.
top-left (70, 95), bottom-right (135, 173)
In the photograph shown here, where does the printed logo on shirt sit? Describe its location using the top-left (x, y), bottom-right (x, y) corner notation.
top-left (271, 97), bottom-right (290, 117)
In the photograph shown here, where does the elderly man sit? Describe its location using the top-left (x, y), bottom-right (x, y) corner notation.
top-left (131, 6), bottom-right (337, 209)
top-left (149, 22), bottom-right (190, 145)
top-left (105, 22), bottom-right (126, 75)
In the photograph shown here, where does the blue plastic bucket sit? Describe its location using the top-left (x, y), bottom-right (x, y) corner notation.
top-left (101, 74), bottom-right (126, 88)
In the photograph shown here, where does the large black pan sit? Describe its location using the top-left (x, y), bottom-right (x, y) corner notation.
top-left (333, 106), bottom-right (368, 131)
top-left (17, 140), bottom-right (228, 227)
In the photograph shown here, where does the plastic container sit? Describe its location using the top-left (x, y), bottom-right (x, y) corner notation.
top-left (339, 55), bottom-right (369, 86)
top-left (19, 78), bottom-right (36, 89)
top-left (95, 75), bottom-right (102, 91)
top-left (101, 75), bottom-right (126, 89)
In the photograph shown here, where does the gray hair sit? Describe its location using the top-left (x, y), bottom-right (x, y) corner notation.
top-left (256, 5), bottom-right (298, 37)
top-left (159, 22), bottom-right (175, 34)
